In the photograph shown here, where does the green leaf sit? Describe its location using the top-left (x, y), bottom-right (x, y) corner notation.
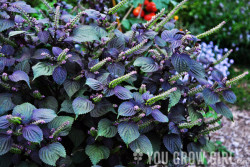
top-left (152, 0), bottom-right (170, 9)
top-left (39, 96), bottom-right (58, 112)
top-left (12, 103), bottom-right (36, 124)
top-left (63, 80), bottom-right (80, 98)
top-left (47, 116), bottom-right (74, 136)
top-left (69, 128), bottom-right (85, 148)
top-left (9, 31), bottom-right (26, 37)
top-left (0, 94), bottom-right (15, 115)
top-left (188, 106), bottom-right (203, 122)
top-left (121, 19), bottom-right (130, 30)
top-left (129, 135), bottom-right (153, 156)
top-left (85, 145), bottom-right (110, 165)
top-left (32, 62), bottom-right (56, 80)
top-left (67, 25), bottom-right (99, 43)
top-left (39, 142), bottom-right (66, 166)
top-left (118, 122), bottom-right (140, 145)
top-left (0, 19), bottom-right (15, 32)
top-left (168, 89), bottom-right (181, 110)
top-left (97, 119), bottom-right (117, 138)
top-left (131, 0), bottom-right (143, 7)
top-left (72, 97), bottom-right (95, 116)
top-left (59, 100), bottom-right (74, 114)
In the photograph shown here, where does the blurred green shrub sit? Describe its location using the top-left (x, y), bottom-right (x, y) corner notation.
top-left (179, 0), bottom-right (250, 65)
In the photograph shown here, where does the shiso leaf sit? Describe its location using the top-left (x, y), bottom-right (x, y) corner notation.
top-left (0, 134), bottom-right (13, 156)
top-left (168, 89), bottom-right (181, 110)
top-left (151, 109), bottom-right (169, 122)
top-left (97, 118), bottom-right (117, 138)
top-left (72, 97), bottom-right (95, 116)
top-left (12, 102), bottom-right (36, 124)
top-left (85, 78), bottom-right (103, 91)
top-left (210, 102), bottom-right (233, 121)
top-left (203, 88), bottom-right (220, 105)
top-left (32, 108), bottom-right (57, 123)
top-left (85, 145), bottom-right (110, 165)
top-left (0, 19), bottom-right (15, 32)
top-left (222, 90), bottom-right (236, 104)
top-left (163, 134), bottom-right (182, 154)
top-left (63, 80), bottom-right (81, 98)
top-left (39, 142), bottom-right (66, 166)
top-left (9, 70), bottom-right (31, 88)
top-left (52, 66), bottom-right (67, 85)
top-left (118, 101), bottom-right (136, 117)
top-left (118, 122), bottom-right (140, 145)
top-left (0, 94), bottom-right (15, 115)
top-left (114, 86), bottom-right (133, 100)
top-left (129, 135), bottom-right (153, 156)
top-left (22, 124), bottom-right (43, 143)
top-left (32, 62), bottom-right (56, 80)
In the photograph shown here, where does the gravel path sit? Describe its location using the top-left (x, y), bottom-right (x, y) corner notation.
top-left (208, 106), bottom-right (250, 166)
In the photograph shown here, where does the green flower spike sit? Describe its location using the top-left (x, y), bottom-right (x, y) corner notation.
top-left (39, 0), bottom-right (53, 13)
top-left (90, 57), bottom-right (112, 72)
top-left (67, 11), bottom-right (85, 29)
top-left (145, 8), bottom-right (166, 29)
top-left (146, 87), bottom-right (177, 105)
top-left (139, 84), bottom-right (147, 94)
top-left (109, 71), bottom-right (137, 88)
top-left (93, 94), bottom-right (103, 103)
top-left (117, 39), bottom-right (148, 61)
top-left (201, 124), bottom-right (223, 135)
top-left (155, 0), bottom-right (188, 32)
top-left (205, 115), bottom-right (223, 125)
top-left (169, 72), bottom-right (188, 82)
top-left (226, 71), bottom-right (249, 87)
top-left (50, 121), bottom-right (70, 138)
top-left (57, 48), bottom-right (70, 62)
top-left (54, 6), bottom-right (61, 30)
top-left (178, 119), bottom-right (202, 129)
top-left (188, 85), bottom-right (208, 96)
top-left (108, 0), bottom-right (129, 14)
top-left (213, 49), bottom-right (233, 65)
top-left (196, 21), bottom-right (226, 39)
top-left (139, 120), bottom-right (154, 130)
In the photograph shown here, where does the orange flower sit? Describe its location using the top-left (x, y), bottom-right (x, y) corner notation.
top-left (174, 15), bottom-right (179, 20)
top-left (179, 28), bottom-right (183, 31)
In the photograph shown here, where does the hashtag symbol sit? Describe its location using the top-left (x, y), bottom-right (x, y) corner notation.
top-left (133, 149), bottom-right (143, 164)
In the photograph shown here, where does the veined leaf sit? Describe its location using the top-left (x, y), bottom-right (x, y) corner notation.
top-left (32, 62), bottom-right (56, 80)
top-left (12, 103), bottom-right (36, 124)
top-left (129, 135), bottom-right (153, 156)
top-left (22, 124), bottom-right (43, 143)
top-left (48, 116), bottom-right (74, 136)
top-left (72, 97), bottom-right (95, 116)
top-left (97, 119), bottom-right (117, 138)
top-left (163, 134), bottom-right (182, 154)
top-left (118, 122), bottom-right (140, 145)
top-left (85, 145), bottom-right (110, 165)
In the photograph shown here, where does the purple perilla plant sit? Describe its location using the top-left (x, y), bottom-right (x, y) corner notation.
top-left (0, 0), bottom-right (248, 166)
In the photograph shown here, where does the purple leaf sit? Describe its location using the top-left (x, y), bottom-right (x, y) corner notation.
top-left (222, 90), bottom-right (236, 104)
top-left (23, 124), bottom-right (43, 143)
top-left (203, 88), bottom-right (220, 105)
top-left (52, 47), bottom-right (63, 57)
top-left (211, 70), bottom-right (224, 82)
top-left (1, 45), bottom-right (14, 56)
top-left (32, 109), bottom-right (57, 123)
top-left (38, 31), bottom-right (49, 43)
top-left (151, 109), bottom-right (169, 122)
top-left (0, 134), bottom-right (13, 156)
top-left (9, 70), bottom-right (30, 88)
top-left (210, 102), bottom-right (233, 121)
top-left (118, 101), bottom-right (136, 117)
top-left (52, 66), bottom-right (67, 85)
top-left (114, 86), bottom-right (133, 100)
top-left (0, 115), bottom-right (10, 129)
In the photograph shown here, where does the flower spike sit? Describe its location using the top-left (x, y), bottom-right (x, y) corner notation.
top-left (90, 57), bottom-right (112, 72)
top-left (169, 72), bottom-right (188, 82)
top-left (50, 121), bottom-right (70, 138)
top-left (155, 0), bottom-right (188, 32)
top-left (201, 124), bottom-right (223, 135)
top-left (188, 85), bottom-right (208, 96)
top-left (226, 71), bottom-right (249, 87)
top-left (146, 87), bottom-right (177, 105)
top-left (205, 115), bottom-right (223, 125)
top-left (213, 49), bottom-right (233, 65)
top-left (178, 119), bottom-right (202, 129)
top-left (54, 6), bottom-right (61, 30)
top-left (196, 21), bottom-right (226, 39)
top-left (108, 0), bottom-right (129, 14)
top-left (145, 8), bottom-right (166, 29)
top-left (109, 71), bottom-right (137, 88)
top-left (117, 39), bottom-right (148, 61)
top-left (39, 0), bottom-right (53, 13)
